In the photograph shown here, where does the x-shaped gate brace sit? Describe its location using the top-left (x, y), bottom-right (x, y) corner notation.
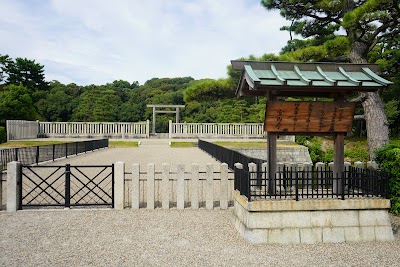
top-left (20, 164), bottom-right (114, 208)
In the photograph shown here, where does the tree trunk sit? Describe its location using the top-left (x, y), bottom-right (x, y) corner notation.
top-left (350, 42), bottom-right (389, 159)
top-left (362, 92), bottom-right (389, 158)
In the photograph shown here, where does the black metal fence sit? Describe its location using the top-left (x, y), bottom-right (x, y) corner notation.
top-left (0, 139), bottom-right (109, 171)
top-left (234, 165), bottom-right (390, 201)
top-left (198, 139), bottom-right (265, 171)
top-left (20, 164), bottom-right (114, 208)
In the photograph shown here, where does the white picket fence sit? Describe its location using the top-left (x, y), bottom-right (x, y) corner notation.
top-left (37, 121), bottom-right (150, 139)
top-left (6, 120), bottom-right (39, 141)
top-left (169, 121), bottom-right (265, 138)
top-left (115, 162), bottom-right (234, 210)
top-left (169, 121), bottom-right (295, 141)
top-left (6, 120), bottom-right (295, 141)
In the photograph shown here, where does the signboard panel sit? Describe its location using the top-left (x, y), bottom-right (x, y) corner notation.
top-left (264, 101), bottom-right (356, 133)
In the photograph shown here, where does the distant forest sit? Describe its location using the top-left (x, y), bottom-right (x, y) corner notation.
top-left (1, 1), bottom-right (399, 135)
top-left (0, 54), bottom-right (269, 132)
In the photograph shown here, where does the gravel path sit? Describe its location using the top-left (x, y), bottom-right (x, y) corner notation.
top-left (0, 209), bottom-right (399, 267)
top-left (1, 140), bottom-right (400, 266)
top-left (44, 139), bottom-right (221, 172)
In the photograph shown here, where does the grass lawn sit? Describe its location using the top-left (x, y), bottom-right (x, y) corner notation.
top-left (169, 142), bottom-right (197, 148)
top-left (108, 141), bottom-right (139, 148)
top-left (0, 140), bottom-right (139, 148)
top-left (0, 140), bottom-right (69, 148)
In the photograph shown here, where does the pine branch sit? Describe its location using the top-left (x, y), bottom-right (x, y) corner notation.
top-left (349, 93), bottom-right (367, 103)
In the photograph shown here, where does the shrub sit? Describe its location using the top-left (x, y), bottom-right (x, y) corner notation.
top-left (0, 126), bottom-right (6, 144)
top-left (296, 136), bottom-right (327, 163)
top-left (375, 144), bottom-right (400, 215)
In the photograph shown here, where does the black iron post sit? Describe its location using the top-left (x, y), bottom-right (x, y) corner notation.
top-left (295, 170), bottom-right (299, 201)
top-left (65, 164), bottom-right (71, 208)
top-left (111, 163), bottom-right (115, 208)
top-left (35, 146), bottom-right (40, 165)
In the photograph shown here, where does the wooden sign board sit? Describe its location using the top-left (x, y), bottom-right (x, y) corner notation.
top-left (264, 101), bottom-right (356, 133)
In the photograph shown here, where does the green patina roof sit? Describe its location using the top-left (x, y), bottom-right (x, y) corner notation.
top-left (231, 60), bottom-right (393, 98)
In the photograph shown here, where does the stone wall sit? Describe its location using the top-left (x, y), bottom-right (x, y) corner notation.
top-left (233, 191), bottom-right (394, 244)
top-left (235, 146), bottom-right (312, 163)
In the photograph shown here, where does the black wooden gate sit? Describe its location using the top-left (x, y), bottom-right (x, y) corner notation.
top-left (20, 164), bottom-right (114, 208)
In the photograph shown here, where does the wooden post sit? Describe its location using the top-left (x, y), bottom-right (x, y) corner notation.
top-left (152, 106), bottom-right (156, 134)
top-left (333, 133), bottom-right (345, 195)
top-left (267, 132), bottom-right (277, 194)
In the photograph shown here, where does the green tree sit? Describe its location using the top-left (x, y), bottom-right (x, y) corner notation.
top-left (72, 87), bottom-right (122, 122)
top-left (261, 0), bottom-right (400, 158)
top-left (0, 55), bottom-right (49, 92)
top-left (36, 81), bottom-right (75, 121)
top-left (0, 54), bottom-right (12, 85)
top-left (0, 84), bottom-right (38, 123)
top-left (184, 79), bottom-right (235, 102)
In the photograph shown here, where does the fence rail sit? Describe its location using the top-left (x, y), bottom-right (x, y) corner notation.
top-left (39, 121), bottom-right (150, 138)
top-left (116, 163), bottom-right (234, 210)
top-left (198, 139), bottom-right (265, 171)
top-left (234, 163), bottom-right (390, 201)
top-left (7, 120), bottom-right (297, 140)
top-left (169, 122), bottom-right (266, 138)
top-left (6, 120), bottom-right (39, 141)
top-left (0, 139), bottom-right (109, 171)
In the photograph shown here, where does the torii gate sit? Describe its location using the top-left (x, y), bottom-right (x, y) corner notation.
top-left (147, 104), bottom-right (185, 134)
top-left (232, 60), bottom-right (392, 195)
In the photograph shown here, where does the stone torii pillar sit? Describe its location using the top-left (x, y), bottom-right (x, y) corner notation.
top-left (147, 104), bottom-right (185, 134)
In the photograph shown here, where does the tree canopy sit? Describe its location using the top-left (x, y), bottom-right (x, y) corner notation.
top-left (260, 0), bottom-right (400, 158)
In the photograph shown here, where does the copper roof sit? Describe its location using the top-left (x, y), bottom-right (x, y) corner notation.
top-left (231, 60), bottom-right (393, 98)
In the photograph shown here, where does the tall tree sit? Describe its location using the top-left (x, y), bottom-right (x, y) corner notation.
top-left (261, 0), bottom-right (400, 158)
top-left (0, 55), bottom-right (49, 92)
top-left (0, 84), bottom-right (38, 123)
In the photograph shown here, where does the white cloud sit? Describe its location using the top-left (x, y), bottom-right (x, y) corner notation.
top-left (0, 0), bottom-right (291, 85)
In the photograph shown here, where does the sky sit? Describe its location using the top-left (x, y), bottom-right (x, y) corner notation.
top-left (1, 0), bottom-right (291, 86)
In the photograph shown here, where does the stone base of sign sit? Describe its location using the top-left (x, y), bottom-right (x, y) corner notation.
top-left (232, 191), bottom-right (394, 244)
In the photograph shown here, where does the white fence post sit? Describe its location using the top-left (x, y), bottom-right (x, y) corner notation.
top-left (206, 164), bottom-right (214, 210)
top-left (168, 120), bottom-right (173, 139)
top-left (162, 163), bottom-right (170, 209)
top-left (191, 163), bottom-right (199, 210)
top-left (147, 163), bottom-right (155, 209)
top-left (114, 161), bottom-right (125, 210)
top-left (354, 161), bottom-right (364, 170)
top-left (177, 164), bottom-right (185, 209)
top-left (7, 161), bottom-right (21, 212)
top-left (248, 162), bottom-right (257, 190)
top-left (220, 163), bottom-right (228, 209)
top-left (315, 162), bottom-right (325, 188)
top-left (146, 120), bottom-right (150, 138)
top-left (0, 165), bottom-right (3, 210)
top-left (367, 161), bottom-right (378, 170)
top-left (132, 164), bottom-right (140, 209)
top-left (303, 162), bottom-right (313, 189)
